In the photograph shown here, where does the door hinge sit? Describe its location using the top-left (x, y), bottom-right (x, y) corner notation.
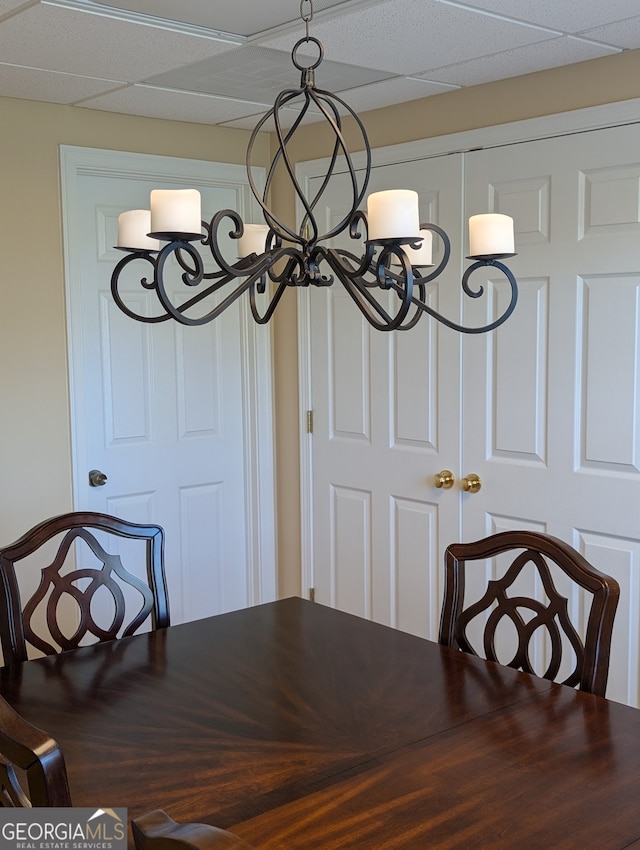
top-left (306, 410), bottom-right (314, 433)
top-left (309, 587), bottom-right (315, 602)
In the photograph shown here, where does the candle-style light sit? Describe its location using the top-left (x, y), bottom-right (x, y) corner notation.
top-left (238, 224), bottom-right (270, 259)
top-left (366, 190), bottom-right (420, 240)
top-left (150, 189), bottom-right (202, 238)
top-left (110, 0), bottom-right (518, 334)
top-left (117, 210), bottom-right (160, 252)
top-left (469, 213), bottom-right (515, 257)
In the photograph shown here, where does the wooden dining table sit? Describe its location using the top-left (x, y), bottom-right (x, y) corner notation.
top-left (1, 596), bottom-right (640, 849)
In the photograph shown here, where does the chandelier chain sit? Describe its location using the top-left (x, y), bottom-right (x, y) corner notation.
top-left (300, 0), bottom-right (313, 39)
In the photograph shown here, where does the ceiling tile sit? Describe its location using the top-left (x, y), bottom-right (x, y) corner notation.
top-left (219, 75), bottom-right (458, 129)
top-left (448, 0), bottom-right (640, 33)
top-left (145, 44), bottom-right (395, 102)
top-left (423, 36), bottom-right (620, 87)
top-left (220, 104), bottom-right (329, 131)
top-left (258, 0), bottom-right (561, 75)
top-left (83, 0), bottom-right (355, 36)
top-left (80, 83), bottom-right (272, 124)
top-left (86, 86), bottom-right (328, 132)
top-left (0, 63), bottom-right (126, 103)
top-left (0, 2), bottom-right (240, 81)
top-left (0, 0), bottom-right (32, 14)
top-left (581, 16), bottom-right (640, 49)
top-left (344, 76), bottom-right (458, 115)
top-left (218, 114), bottom-right (270, 131)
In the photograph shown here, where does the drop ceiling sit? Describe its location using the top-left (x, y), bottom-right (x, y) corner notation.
top-left (1, 0), bottom-right (640, 130)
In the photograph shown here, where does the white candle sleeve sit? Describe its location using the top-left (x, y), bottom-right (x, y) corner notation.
top-left (117, 210), bottom-right (160, 251)
top-left (238, 224), bottom-right (270, 258)
top-left (150, 189), bottom-right (202, 235)
top-left (468, 213), bottom-right (514, 257)
top-left (367, 189), bottom-right (420, 240)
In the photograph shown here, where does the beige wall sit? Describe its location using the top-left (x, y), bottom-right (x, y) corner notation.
top-left (0, 97), bottom-right (268, 544)
top-left (2, 47), bottom-right (640, 600)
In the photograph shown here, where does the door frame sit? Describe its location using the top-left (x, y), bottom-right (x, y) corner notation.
top-left (60, 145), bottom-right (277, 606)
top-left (296, 96), bottom-right (640, 600)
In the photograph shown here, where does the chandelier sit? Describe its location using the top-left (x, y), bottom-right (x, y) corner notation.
top-left (111, 0), bottom-right (518, 334)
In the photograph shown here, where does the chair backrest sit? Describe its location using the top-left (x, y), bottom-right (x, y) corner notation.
top-left (0, 693), bottom-right (71, 807)
top-left (0, 512), bottom-right (170, 665)
top-left (438, 531), bottom-right (620, 697)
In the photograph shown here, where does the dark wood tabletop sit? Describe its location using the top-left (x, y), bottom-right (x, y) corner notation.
top-left (1, 597), bottom-right (639, 848)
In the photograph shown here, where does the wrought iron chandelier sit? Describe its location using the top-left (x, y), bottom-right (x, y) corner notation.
top-left (112, 0), bottom-right (518, 334)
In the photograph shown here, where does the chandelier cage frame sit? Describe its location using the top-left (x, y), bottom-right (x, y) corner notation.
top-left (111, 0), bottom-right (518, 334)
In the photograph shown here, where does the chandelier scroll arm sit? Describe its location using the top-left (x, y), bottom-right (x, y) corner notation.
top-left (322, 247), bottom-right (415, 332)
top-left (405, 258), bottom-right (519, 334)
top-left (201, 210), bottom-right (273, 277)
top-left (157, 262), bottom-right (270, 328)
top-left (317, 210), bottom-right (375, 282)
top-left (412, 222), bottom-right (452, 284)
top-left (385, 279), bottom-right (429, 331)
top-left (155, 239), bottom-right (204, 290)
top-left (176, 268), bottom-right (261, 317)
top-left (110, 252), bottom-right (173, 324)
top-left (110, 247), bottom-right (254, 326)
top-left (328, 246), bottom-right (378, 287)
top-left (250, 280), bottom-right (289, 324)
top-left (250, 250), bottom-right (310, 323)
top-left (334, 272), bottom-right (397, 330)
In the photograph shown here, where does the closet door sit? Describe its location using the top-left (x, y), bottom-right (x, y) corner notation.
top-left (305, 121), bottom-right (640, 705)
top-left (307, 155), bottom-right (464, 638)
top-left (462, 125), bottom-right (640, 705)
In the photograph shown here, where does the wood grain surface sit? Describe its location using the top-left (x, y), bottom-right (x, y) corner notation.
top-left (1, 598), bottom-right (636, 848)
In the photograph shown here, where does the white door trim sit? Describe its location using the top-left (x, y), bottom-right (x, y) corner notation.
top-left (59, 144), bottom-right (277, 606)
top-left (295, 95), bottom-right (640, 600)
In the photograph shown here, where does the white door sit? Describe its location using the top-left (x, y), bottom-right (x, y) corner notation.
top-left (461, 125), bottom-right (640, 706)
top-left (304, 120), bottom-right (640, 706)
top-left (61, 147), bottom-right (276, 625)
top-left (306, 155), bottom-right (464, 637)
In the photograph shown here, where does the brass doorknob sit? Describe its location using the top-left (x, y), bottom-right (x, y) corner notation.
top-left (462, 473), bottom-right (482, 493)
top-left (434, 470), bottom-right (455, 489)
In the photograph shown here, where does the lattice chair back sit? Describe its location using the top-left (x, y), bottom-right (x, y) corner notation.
top-left (439, 531), bottom-right (619, 697)
top-left (0, 512), bottom-right (170, 665)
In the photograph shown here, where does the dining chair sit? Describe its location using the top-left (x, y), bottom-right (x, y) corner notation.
top-left (132, 810), bottom-right (255, 850)
top-left (0, 692), bottom-right (71, 806)
top-left (439, 530), bottom-right (620, 697)
top-left (0, 511), bottom-right (170, 665)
